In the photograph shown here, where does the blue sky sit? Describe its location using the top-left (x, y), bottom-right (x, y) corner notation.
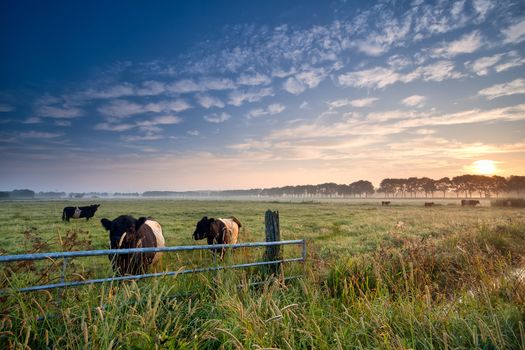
top-left (1, 0), bottom-right (524, 192)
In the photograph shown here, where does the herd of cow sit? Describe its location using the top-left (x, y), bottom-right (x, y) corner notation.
top-left (61, 204), bottom-right (242, 276)
top-left (61, 199), bottom-right (481, 276)
top-left (381, 199), bottom-right (481, 207)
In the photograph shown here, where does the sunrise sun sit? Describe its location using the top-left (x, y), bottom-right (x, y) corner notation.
top-left (472, 160), bottom-right (496, 175)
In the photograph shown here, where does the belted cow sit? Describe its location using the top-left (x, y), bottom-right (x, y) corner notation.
top-left (461, 200), bottom-right (480, 206)
top-left (193, 216), bottom-right (242, 259)
top-left (62, 204), bottom-right (100, 222)
top-left (101, 215), bottom-right (165, 275)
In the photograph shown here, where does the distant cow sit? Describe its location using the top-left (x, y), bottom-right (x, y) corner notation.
top-left (381, 201), bottom-right (391, 206)
top-left (461, 200), bottom-right (480, 206)
top-left (62, 204), bottom-right (100, 222)
top-left (101, 215), bottom-right (165, 275)
top-left (424, 202), bottom-right (434, 207)
top-left (193, 216), bottom-right (242, 259)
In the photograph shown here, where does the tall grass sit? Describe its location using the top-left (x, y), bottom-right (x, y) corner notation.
top-left (1, 216), bottom-right (524, 349)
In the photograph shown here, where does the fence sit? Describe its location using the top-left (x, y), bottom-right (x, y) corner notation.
top-left (0, 239), bottom-right (306, 294)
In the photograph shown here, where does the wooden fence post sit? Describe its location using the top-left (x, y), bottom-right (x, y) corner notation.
top-left (264, 210), bottom-right (281, 275)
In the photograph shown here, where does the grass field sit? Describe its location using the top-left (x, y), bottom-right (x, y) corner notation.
top-left (1, 199), bottom-right (524, 349)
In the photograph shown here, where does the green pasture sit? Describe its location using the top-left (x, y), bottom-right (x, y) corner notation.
top-left (1, 199), bottom-right (524, 349)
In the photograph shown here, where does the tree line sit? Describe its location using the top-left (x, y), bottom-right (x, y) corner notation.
top-left (2, 175), bottom-right (525, 199)
top-left (378, 175), bottom-right (525, 198)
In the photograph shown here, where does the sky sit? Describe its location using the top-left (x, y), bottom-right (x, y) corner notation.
top-left (0, 0), bottom-right (524, 192)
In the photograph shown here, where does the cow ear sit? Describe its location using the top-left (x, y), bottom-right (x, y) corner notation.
top-left (101, 218), bottom-right (112, 231)
top-left (202, 216), bottom-right (208, 221)
top-left (136, 217), bottom-right (148, 230)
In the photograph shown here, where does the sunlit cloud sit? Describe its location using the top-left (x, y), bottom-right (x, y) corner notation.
top-left (431, 31), bottom-right (484, 58)
top-left (502, 18), bottom-right (525, 44)
top-left (402, 95), bottom-right (426, 107)
top-left (246, 103), bottom-right (285, 119)
top-left (478, 78), bottom-right (525, 100)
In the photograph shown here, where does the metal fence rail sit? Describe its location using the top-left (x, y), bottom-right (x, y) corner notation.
top-left (0, 239), bottom-right (306, 294)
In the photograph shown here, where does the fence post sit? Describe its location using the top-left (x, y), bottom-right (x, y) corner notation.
top-left (264, 210), bottom-right (281, 275)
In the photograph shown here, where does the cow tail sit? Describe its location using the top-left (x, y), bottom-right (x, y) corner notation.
top-left (62, 209), bottom-right (66, 221)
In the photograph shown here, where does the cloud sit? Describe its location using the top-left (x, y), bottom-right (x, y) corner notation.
top-left (137, 115), bottom-right (182, 126)
top-left (22, 117), bottom-right (42, 124)
top-left (228, 87), bottom-right (273, 106)
top-left (0, 103), bottom-right (15, 112)
top-left (94, 123), bottom-right (136, 132)
top-left (246, 103), bottom-right (285, 119)
top-left (465, 53), bottom-right (503, 76)
top-left (38, 105), bottom-right (83, 119)
top-left (204, 112), bottom-right (231, 123)
top-left (502, 18), bottom-right (525, 44)
top-left (431, 31), bottom-right (484, 58)
top-left (495, 51), bottom-right (525, 72)
top-left (401, 95), bottom-right (426, 107)
top-left (98, 99), bottom-right (191, 118)
top-left (299, 101), bottom-right (309, 109)
top-left (195, 94), bottom-right (225, 109)
top-left (282, 77), bottom-right (305, 95)
top-left (121, 132), bottom-right (163, 142)
top-left (187, 130), bottom-right (200, 136)
top-left (351, 98), bottom-right (379, 108)
top-left (55, 120), bottom-right (72, 127)
top-left (136, 81), bottom-right (166, 96)
top-left (168, 77), bottom-right (236, 94)
top-left (327, 97), bottom-right (378, 109)
top-left (339, 60), bottom-right (464, 90)
top-left (20, 131), bottom-right (63, 139)
top-left (267, 103), bottom-right (286, 114)
top-left (478, 78), bottom-right (525, 100)
top-left (353, 14), bottom-right (412, 56)
top-left (237, 73), bottom-right (271, 86)
top-left (95, 115), bottom-right (181, 133)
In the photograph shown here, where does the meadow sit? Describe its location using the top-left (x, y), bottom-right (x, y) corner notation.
top-left (0, 199), bottom-right (524, 349)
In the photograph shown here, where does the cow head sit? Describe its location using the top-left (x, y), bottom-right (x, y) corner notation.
top-left (193, 216), bottom-right (213, 240)
top-left (101, 215), bottom-right (145, 249)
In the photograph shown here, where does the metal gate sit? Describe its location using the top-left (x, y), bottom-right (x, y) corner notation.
top-left (0, 239), bottom-right (306, 294)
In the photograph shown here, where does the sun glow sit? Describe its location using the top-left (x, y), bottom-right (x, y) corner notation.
top-left (472, 160), bottom-right (496, 175)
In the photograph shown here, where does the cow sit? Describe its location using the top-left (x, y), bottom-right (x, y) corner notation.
top-left (62, 204), bottom-right (100, 222)
top-left (381, 201), bottom-right (391, 206)
top-left (424, 202), bottom-right (434, 207)
top-left (100, 215), bottom-right (165, 275)
top-left (461, 200), bottom-right (480, 206)
top-left (193, 216), bottom-right (242, 259)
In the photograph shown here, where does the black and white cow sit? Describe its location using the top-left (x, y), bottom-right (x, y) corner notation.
top-left (62, 204), bottom-right (100, 222)
top-left (100, 215), bottom-right (165, 275)
top-left (193, 216), bottom-right (242, 259)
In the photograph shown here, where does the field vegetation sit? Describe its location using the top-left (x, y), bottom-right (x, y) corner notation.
top-left (0, 199), bottom-right (524, 349)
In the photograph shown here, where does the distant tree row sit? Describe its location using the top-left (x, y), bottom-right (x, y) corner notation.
top-left (378, 175), bottom-right (525, 198)
top-left (2, 175), bottom-right (525, 200)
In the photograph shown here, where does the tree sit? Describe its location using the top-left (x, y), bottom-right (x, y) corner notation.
top-left (490, 176), bottom-right (507, 198)
top-left (508, 176), bottom-right (525, 196)
top-left (435, 177), bottom-right (451, 198)
top-left (418, 177), bottom-right (437, 198)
